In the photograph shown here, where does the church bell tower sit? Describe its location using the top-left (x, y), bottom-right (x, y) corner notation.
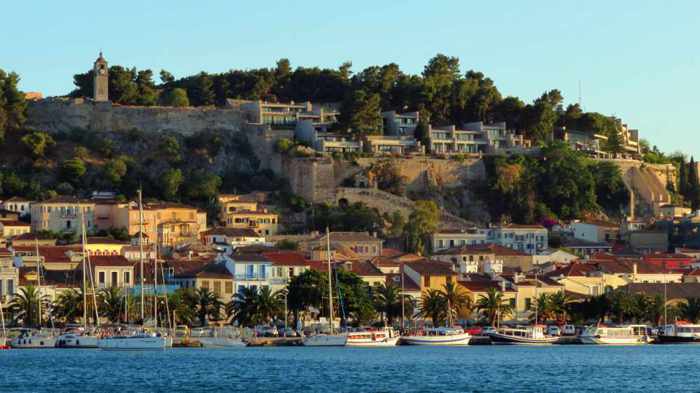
top-left (93, 52), bottom-right (109, 102)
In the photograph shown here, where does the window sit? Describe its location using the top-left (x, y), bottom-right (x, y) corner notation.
top-left (7, 279), bottom-right (13, 295)
top-left (525, 298), bottom-right (531, 309)
top-left (201, 280), bottom-right (210, 290)
top-left (225, 282), bottom-right (233, 294)
top-left (66, 220), bottom-right (71, 229)
top-left (111, 272), bottom-right (118, 287)
top-left (124, 271), bottom-right (131, 286)
top-left (99, 272), bottom-right (105, 285)
top-left (213, 281), bottom-right (222, 296)
top-left (424, 275), bottom-right (430, 287)
top-left (247, 264), bottom-right (255, 278)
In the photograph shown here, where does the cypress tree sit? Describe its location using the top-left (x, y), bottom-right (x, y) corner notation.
top-left (679, 157), bottom-right (688, 200)
top-left (688, 157), bottom-right (700, 210)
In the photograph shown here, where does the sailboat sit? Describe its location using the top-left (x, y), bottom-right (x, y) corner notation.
top-left (9, 242), bottom-right (57, 349)
top-left (57, 208), bottom-right (100, 348)
top-left (99, 190), bottom-right (166, 351)
top-left (302, 228), bottom-right (347, 347)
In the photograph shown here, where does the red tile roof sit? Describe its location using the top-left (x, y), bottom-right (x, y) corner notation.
top-left (90, 255), bottom-right (133, 266)
top-left (262, 251), bottom-right (309, 266)
top-left (404, 260), bottom-right (454, 276)
top-left (385, 272), bottom-right (420, 292)
top-left (0, 220), bottom-right (29, 227)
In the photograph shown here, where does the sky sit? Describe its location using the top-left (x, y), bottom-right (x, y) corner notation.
top-left (3, 0), bottom-right (699, 155)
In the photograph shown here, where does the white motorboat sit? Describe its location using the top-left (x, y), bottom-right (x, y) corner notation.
top-left (98, 332), bottom-right (167, 350)
top-left (56, 332), bottom-right (99, 348)
top-left (302, 333), bottom-right (348, 347)
top-left (487, 325), bottom-right (559, 345)
top-left (192, 327), bottom-right (247, 348)
top-left (579, 324), bottom-right (649, 345)
top-left (401, 327), bottom-right (472, 346)
top-left (346, 328), bottom-right (399, 347)
top-left (9, 329), bottom-right (57, 349)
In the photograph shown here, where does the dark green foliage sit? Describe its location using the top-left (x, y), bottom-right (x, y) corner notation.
top-left (0, 69), bottom-right (28, 142)
top-left (160, 87), bottom-right (189, 107)
top-left (478, 142), bottom-right (627, 223)
top-left (310, 202), bottom-right (383, 233)
top-left (21, 130), bottom-right (55, 158)
top-left (338, 89), bottom-right (382, 135)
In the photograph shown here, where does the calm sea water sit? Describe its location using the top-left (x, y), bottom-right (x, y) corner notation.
top-left (1, 345), bottom-right (699, 392)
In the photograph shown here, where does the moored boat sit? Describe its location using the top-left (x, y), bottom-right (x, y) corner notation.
top-left (487, 325), bottom-right (558, 345)
top-left (98, 332), bottom-right (167, 351)
top-left (302, 332), bottom-right (348, 347)
top-left (9, 329), bottom-right (57, 349)
top-left (579, 324), bottom-right (649, 345)
top-left (401, 327), bottom-right (471, 346)
top-left (346, 328), bottom-right (399, 347)
top-left (56, 332), bottom-right (99, 348)
top-left (655, 322), bottom-right (700, 344)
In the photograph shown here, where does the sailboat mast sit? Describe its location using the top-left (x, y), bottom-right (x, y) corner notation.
top-left (138, 189), bottom-right (145, 323)
top-left (80, 207), bottom-right (88, 329)
top-left (35, 238), bottom-right (42, 328)
top-left (401, 262), bottom-right (405, 331)
top-left (153, 236), bottom-right (158, 327)
top-left (326, 227), bottom-right (334, 335)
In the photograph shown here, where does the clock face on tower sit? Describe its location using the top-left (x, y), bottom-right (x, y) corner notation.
top-left (99, 67), bottom-right (106, 75)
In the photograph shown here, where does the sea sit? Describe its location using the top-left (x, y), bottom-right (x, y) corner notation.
top-left (1, 345), bottom-right (699, 393)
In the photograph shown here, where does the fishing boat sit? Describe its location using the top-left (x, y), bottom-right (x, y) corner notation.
top-left (303, 227), bottom-right (347, 347)
top-left (401, 327), bottom-right (472, 346)
top-left (9, 328), bottom-right (57, 349)
top-left (579, 324), bottom-right (649, 345)
top-left (656, 322), bottom-right (700, 344)
top-left (98, 331), bottom-right (167, 351)
top-left (487, 325), bottom-right (559, 345)
top-left (346, 327), bottom-right (399, 347)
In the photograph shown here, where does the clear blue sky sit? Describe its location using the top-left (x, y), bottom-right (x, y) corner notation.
top-left (3, 1), bottom-right (699, 155)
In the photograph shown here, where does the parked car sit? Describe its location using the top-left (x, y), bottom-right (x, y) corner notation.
top-left (464, 327), bottom-right (483, 336)
top-left (562, 324), bottom-right (576, 336)
top-left (255, 325), bottom-right (279, 337)
top-left (481, 326), bottom-right (497, 335)
top-left (547, 326), bottom-right (561, 336)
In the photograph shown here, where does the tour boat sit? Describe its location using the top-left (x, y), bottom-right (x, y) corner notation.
top-left (346, 328), bottom-right (399, 347)
top-left (655, 322), bottom-right (700, 344)
top-left (9, 329), bottom-right (57, 349)
top-left (401, 327), bottom-right (472, 346)
top-left (98, 332), bottom-right (167, 351)
top-left (487, 325), bottom-right (559, 345)
top-left (579, 324), bottom-right (649, 345)
top-left (56, 331), bottom-right (99, 348)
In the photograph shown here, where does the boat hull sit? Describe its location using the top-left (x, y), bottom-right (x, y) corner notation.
top-left (488, 333), bottom-right (558, 345)
top-left (56, 334), bottom-right (99, 348)
top-left (401, 334), bottom-right (471, 346)
top-left (302, 334), bottom-right (347, 347)
top-left (579, 336), bottom-right (646, 345)
top-left (654, 335), bottom-right (700, 344)
top-left (347, 336), bottom-right (399, 347)
top-left (98, 336), bottom-right (167, 351)
top-left (9, 336), bottom-right (57, 349)
top-left (199, 337), bottom-right (247, 348)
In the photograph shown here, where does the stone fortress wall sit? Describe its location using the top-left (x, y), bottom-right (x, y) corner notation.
top-left (25, 98), bottom-right (242, 135)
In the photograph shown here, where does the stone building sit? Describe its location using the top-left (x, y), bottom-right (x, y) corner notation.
top-left (93, 52), bottom-right (109, 102)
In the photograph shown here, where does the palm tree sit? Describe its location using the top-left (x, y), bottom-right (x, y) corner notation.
top-left (419, 289), bottom-right (447, 326)
top-left (98, 287), bottom-right (125, 324)
top-left (255, 287), bottom-right (283, 324)
top-left (373, 283), bottom-right (402, 324)
top-left (163, 288), bottom-right (197, 327)
top-left (9, 286), bottom-right (49, 328)
top-left (678, 297), bottom-right (700, 323)
top-left (476, 288), bottom-right (512, 326)
top-left (548, 291), bottom-right (572, 323)
top-left (194, 288), bottom-right (222, 326)
top-left (440, 282), bottom-right (472, 324)
top-left (529, 293), bottom-right (553, 324)
top-left (53, 288), bottom-right (84, 324)
top-left (227, 287), bottom-right (258, 327)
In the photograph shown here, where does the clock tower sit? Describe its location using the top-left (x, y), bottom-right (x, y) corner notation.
top-left (93, 52), bottom-right (109, 102)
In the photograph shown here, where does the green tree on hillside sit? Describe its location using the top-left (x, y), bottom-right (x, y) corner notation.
top-left (403, 200), bottom-right (439, 254)
top-left (339, 89), bottom-right (382, 136)
top-left (0, 69), bottom-right (28, 142)
top-left (161, 88), bottom-right (190, 107)
top-left (21, 130), bottom-right (55, 158)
